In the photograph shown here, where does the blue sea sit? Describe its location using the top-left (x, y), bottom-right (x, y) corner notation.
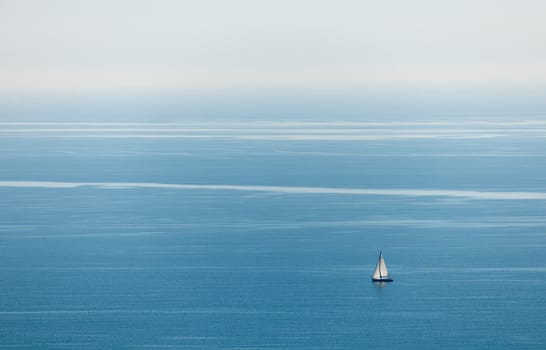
top-left (1, 120), bottom-right (545, 349)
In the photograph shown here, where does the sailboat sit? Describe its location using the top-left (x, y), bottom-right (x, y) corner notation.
top-left (372, 250), bottom-right (393, 282)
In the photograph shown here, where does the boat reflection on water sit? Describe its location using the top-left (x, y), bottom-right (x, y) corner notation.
top-left (373, 281), bottom-right (390, 288)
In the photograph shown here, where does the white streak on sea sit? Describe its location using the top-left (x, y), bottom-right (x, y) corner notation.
top-left (0, 128), bottom-right (544, 134)
top-left (3, 133), bottom-right (508, 140)
top-left (3, 120), bottom-right (546, 140)
top-left (1, 181), bottom-right (545, 200)
top-left (1, 120), bottom-right (546, 127)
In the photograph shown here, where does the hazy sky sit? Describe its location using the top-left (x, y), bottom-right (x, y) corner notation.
top-left (2, 0), bottom-right (546, 92)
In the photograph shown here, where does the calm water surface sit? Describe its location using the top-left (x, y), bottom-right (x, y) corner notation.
top-left (0, 121), bottom-right (545, 349)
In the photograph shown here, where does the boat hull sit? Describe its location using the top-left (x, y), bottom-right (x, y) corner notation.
top-left (372, 278), bottom-right (393, 282)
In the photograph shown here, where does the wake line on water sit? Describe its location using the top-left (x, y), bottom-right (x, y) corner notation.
top-left (1, 181), bottom-right (545, 200)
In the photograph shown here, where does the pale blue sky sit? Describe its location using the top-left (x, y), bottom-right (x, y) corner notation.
top-left (1, 0), bottom-right (546, 91)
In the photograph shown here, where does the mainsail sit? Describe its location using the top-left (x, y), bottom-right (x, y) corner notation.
top-left (372, 251), bottom-right (392, 281)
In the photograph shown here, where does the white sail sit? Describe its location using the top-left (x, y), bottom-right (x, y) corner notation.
top-left (372, 252), bottom-right (389, 280)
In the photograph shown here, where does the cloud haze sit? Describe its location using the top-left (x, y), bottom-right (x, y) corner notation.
top-left (2, 0), bottom-right (546, 91)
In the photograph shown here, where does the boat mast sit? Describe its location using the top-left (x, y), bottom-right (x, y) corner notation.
top-left (378, 250), bottom-right (383, 278)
